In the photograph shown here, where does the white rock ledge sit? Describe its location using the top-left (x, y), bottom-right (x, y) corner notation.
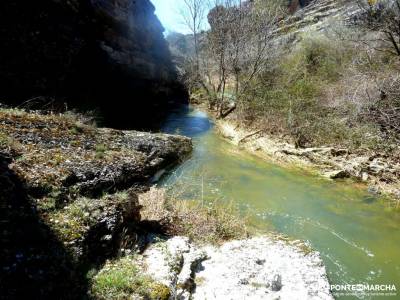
top-left (143, 236), bottom-right (333, 300)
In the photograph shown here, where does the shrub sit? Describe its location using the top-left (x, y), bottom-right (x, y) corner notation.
top-left (0, 131), bottom-right (23, 154)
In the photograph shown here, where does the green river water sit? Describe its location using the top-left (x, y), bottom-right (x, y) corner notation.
top-left (160, 107), bottom-right (400, 299)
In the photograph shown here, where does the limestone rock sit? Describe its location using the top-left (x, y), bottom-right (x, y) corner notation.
top-left (368, 158), bottom-right (389, 175)
top-left (143, 236), bottom-right (208, 299)
top-left (193, 237), bottom-right (333, 300)
top-left (142, 236), bottom-right (333, 300)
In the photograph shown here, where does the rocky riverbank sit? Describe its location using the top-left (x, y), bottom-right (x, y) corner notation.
top-left (216, 118), bottom-right (400, 204)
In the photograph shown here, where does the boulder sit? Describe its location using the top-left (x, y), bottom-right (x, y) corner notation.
top-left (193, 237), bottom-right (333, 300)
top-left (48, 190), bottom-right (142, 262)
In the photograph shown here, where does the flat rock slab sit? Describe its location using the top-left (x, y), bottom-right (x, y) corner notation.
top-left (194, 237), bottom-right (332, 300)
top-left (143, 236), bottom-right (333, 300)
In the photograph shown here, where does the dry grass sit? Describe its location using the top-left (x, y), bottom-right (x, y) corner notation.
top-left (169, 198), bottom-right (249, 244)
top-left (139, 187), bottom-right (249, 244)
top-left (139, 188), bottom-right (170, 223)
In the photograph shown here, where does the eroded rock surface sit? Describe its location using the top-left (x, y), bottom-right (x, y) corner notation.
top-left (142, 236), bottom-right (333, 300)
top-left (194, 237), bottom-right (332, 300)
top-left (0, 109), bottom-right (192, 200)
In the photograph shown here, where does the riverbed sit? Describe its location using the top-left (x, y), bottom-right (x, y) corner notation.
top-left (160, 107), bottom-right (400, 299)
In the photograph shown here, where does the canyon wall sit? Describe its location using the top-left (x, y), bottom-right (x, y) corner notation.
top-left (0, 0), bottom-right (186, 128)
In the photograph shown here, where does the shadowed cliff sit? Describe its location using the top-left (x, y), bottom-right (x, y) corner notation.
top-left (0, 0), bottom-right (187, 129)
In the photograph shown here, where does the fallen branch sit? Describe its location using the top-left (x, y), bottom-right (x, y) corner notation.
top-left (238, 129), bottom-right (264, 144)
top-left (220, 104), bottom-right (237, 119)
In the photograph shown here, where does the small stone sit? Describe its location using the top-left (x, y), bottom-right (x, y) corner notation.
top-left (323, 170), bottom-right (350, 179)
top-left (101, 234), bottom-right (112, 241)
top-left (368, 185), bottom-right (381, 195)
top-left (361, 172), bottom-right (369, 181)
top-left (368, 158), bottom-right (388, 175)
top-left (271, 274), bottom-right (282, 291)
top-left (255, 258), bottom-right (266, 265)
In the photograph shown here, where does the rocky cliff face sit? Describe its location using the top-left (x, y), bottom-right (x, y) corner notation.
top-left (274, 0), bottom-right (354, 43)
top-left (0, 0), bottom-right (187, 128)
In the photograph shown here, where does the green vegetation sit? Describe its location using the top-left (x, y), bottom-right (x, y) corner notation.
top-left (238, 35), bottom-right (387, 150)
top-left (181, 0), bottom-right (400, 156)
top-left (90, 255), bottom-right (170, 300)
top-left (240, 32), bottom-right (400, 152)
top-left (0, 132), bottom-right (10, 148)
top-left (0, 131), bottom-right (23, 154)
top-left (49, 192), bottom-right (131, 245)
top-left (50, 197), bottom-right (98, 243)
top-left (95, 144), bottom-right (108, 159)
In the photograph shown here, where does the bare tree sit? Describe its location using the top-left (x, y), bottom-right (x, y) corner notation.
top-left (207, 2), bottom-right (230, 114)
top-left (178, 0), bottom-right (281, 117)
top-left (205, 0), bottom-right (281, 118)
top-left (180, 0), bottom-right (207, 77)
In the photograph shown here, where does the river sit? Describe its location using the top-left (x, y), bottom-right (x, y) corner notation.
top-left (160, 106), bottom-right (400, 299)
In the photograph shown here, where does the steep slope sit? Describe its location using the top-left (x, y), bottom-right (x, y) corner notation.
top-left (0, 0), bottom-right (187, 128)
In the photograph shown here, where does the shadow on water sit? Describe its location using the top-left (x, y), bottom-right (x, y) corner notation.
top-left (0, 154), bottom-right (89, 300)
top-left (161, 105), bottom-right (212, 137)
